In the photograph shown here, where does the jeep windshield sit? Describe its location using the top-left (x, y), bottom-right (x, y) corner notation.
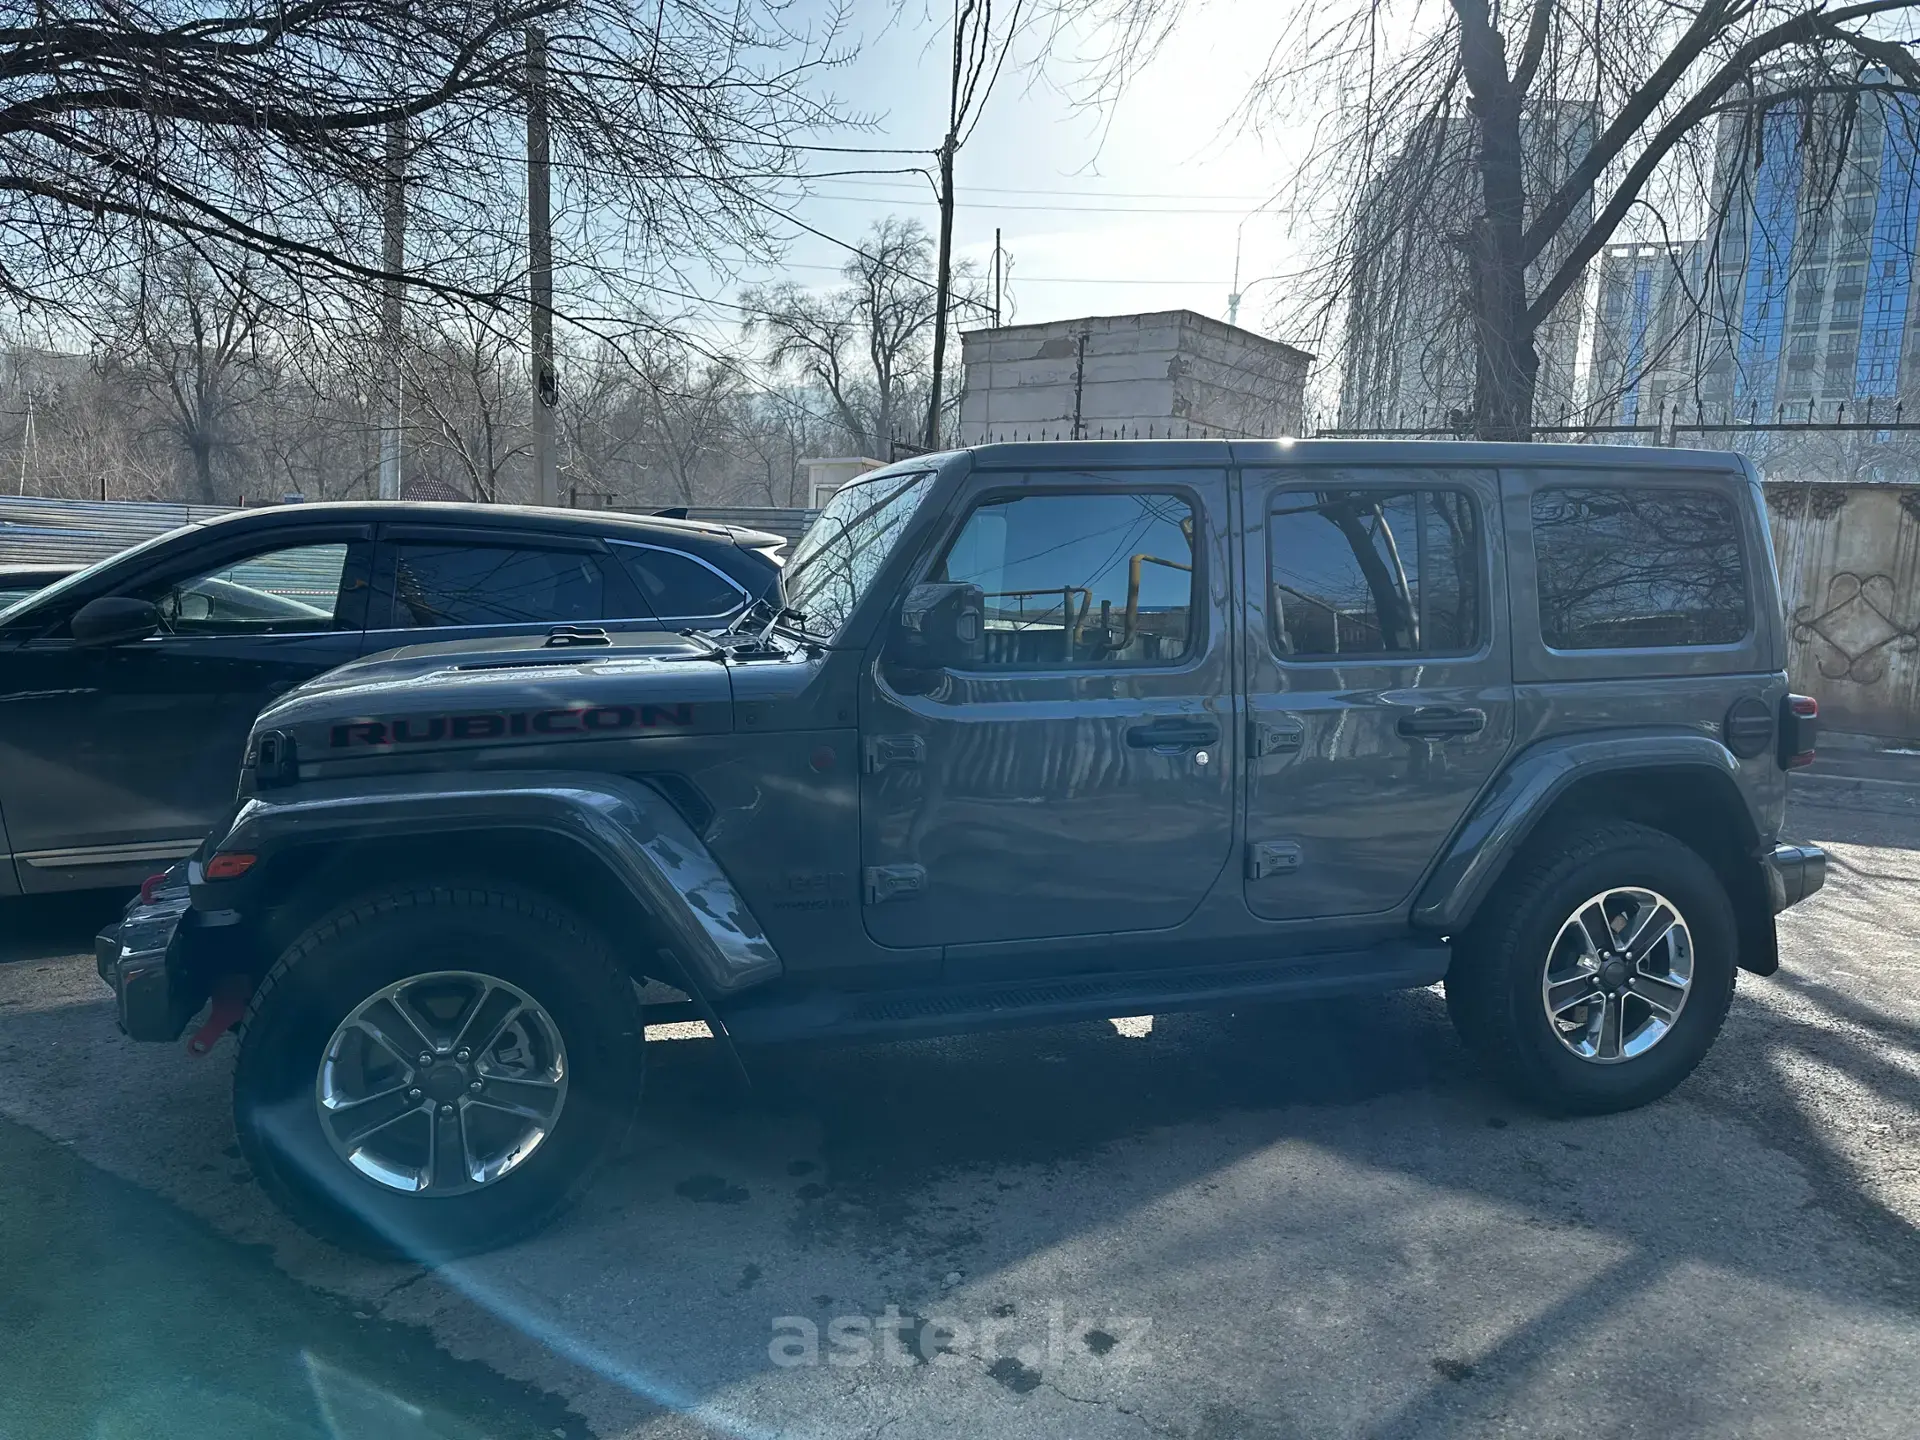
top-left (781, 470), bottom-right (935, 636)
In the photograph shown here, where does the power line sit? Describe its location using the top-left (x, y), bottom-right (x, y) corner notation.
top-left (766, 260), bottom-right (1228, 285)
top-left (800, 191), bottom-right (1269, 216)
top-left (997, 275), bottom-right (1229, 286)
top-left (811, 177), bottom-right (1279, 202)
top-left (511, 151), bottom-right (997, 320)
top-left (733, 192), bottom-right (997, 317)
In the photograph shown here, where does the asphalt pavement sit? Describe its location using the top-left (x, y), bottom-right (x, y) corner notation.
top-left (1, 796), bottom-right (1916, 1439)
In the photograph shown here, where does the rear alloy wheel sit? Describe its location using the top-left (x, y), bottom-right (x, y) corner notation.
top-left (235, 886), bottom-right (644, 1259)
top-left (1446, 821), bottom-right (1736, 1115)
top-left (1540, 887), bottom-right (1694, 1064)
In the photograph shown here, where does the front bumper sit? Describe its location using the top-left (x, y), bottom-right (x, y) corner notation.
top-left (1763, 841), bottom-right (1828, 913)
top-left (95, 870), bottom-right (202, 1041)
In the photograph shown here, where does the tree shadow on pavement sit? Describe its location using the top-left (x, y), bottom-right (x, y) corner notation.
top-left (591, 969), bottom-right (1920, 1437)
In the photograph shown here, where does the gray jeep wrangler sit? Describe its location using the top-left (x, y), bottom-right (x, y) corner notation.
top-left (98, 440), bottom-right (1828, 1257)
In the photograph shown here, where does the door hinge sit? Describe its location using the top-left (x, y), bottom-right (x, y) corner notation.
top-left (1250, 716), bottom-right (1305, 757)
top-left (1247, 840), bottom-right (1304, 880)
top-left (863, 734), bottom-right (926, 773)
top-left (864, 864), bottom-right (928, 905)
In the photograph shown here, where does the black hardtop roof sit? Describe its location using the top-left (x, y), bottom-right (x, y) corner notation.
top-left (858, 438), bottom-right (1755, 480)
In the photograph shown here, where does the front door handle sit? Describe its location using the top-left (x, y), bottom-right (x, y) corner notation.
top-left (1126, 719), bottom-right (1220, 751)
top-left (1396, 706), bottom-right (1486, 741)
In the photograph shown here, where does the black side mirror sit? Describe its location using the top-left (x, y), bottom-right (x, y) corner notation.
top-left (71, 596), bottom-right (162, 646)
top-left (887, 582), bottom-right (985, 670)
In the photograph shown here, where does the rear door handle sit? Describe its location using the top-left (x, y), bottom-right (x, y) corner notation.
top-left (1396, 706), bottom-right (1486, 740)
top-left (1126, 719), bottom-right (1220, 751)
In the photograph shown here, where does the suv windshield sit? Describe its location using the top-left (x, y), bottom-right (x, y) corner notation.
top-left (782, 470), bottom-right (935, 635)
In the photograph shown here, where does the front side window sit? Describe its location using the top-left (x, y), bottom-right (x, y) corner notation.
top-left (391, 545), bottom-right (603, 629)
top-left (934, 490), bottom-right (1196, 669)
top-left (1532, 485), bottom-right (1749, 649)
top-left (614, 544), bottom-right (745, 619)
top-left (784, 471), bottom-right (935, 635)
top-left (149, 542), bottom-right (354, 635)
top-left (1267, 488), bottom-right (1481, 658)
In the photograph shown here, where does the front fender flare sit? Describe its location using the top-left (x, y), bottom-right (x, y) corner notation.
top-left (200, 771), bottom-right (782, 997)
top-left (1412, 730), bottom-right (1754, 935)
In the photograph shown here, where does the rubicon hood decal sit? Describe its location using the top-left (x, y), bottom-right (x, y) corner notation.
top-left (254, 647), bottom-right (737, 758)
top-left (332, 702), bottom-right (696, 747)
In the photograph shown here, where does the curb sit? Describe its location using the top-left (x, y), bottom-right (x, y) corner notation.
top-left (1789, 771), bottom-right (1920, 815)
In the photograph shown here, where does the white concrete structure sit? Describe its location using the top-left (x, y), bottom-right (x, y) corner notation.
top-left (956, 311), bottom-right (1312, 445)
top-left (799, 456), bottom-right (885, 507)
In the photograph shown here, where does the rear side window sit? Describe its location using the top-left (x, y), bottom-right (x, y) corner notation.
top-left (391, 544), bottom-right (603, 628)
top-left (1532, 486), bottom-right (1749, 649)
top-left (614, 544), bottom-right (746, 618)
top-left (1267, 488), bottom-right (1482, 658)
top-left (934, 489), bottom-right (1196, 668)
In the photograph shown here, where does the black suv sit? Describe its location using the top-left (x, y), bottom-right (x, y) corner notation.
top-left (98, 442), bottom-right (1827, 1257)
top-left (0, 501), bottom-right (780, 895)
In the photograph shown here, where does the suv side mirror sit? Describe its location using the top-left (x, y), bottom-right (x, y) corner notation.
top-left (71, 595), bottom-right (162, 646)
top-left (887, 582), bottom-right (985, 670)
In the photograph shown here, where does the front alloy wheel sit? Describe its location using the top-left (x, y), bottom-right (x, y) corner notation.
top-left (317, 971), bottom-right (569, 1196)
top-left (1541, 887), bottom-right (1693, 1063)
top-left (234, 886), bottom-right (645, 1258)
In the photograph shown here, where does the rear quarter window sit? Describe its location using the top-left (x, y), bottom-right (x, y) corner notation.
top-left (614, 544), bottom-right (747, 619)
top-left (1531, 485), bottom-right (1749, 649)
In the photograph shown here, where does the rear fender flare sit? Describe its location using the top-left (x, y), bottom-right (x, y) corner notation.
top-left (1413, 730), bottom-right (1758, 936)
top-left (200, 771), bottom-right (782, 998)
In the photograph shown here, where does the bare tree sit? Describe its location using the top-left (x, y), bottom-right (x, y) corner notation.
top-left (0, 0), bottom-right (849, 337)
top-left (251, 339), bottom-right (384, 502)
top-left (1056, 0), bottom-right (1920, 437)
top-left (556, 337), bottom-right (651, 503)
top-left (744, 216), bottom-right (982, 455)
top-left (0, 341), bottom-right (168, 499)
top-left (405, 314), bottom-right (531, 502)
top-left (103, 257), bottom-right (272, 502)
top-left (735, 392), bottom-right (836, 506)
top-left (625, 339), bottom-right (746, 506)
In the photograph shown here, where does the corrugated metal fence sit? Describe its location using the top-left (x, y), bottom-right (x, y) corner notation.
top-left (0, 496), bottom-right (231, 567)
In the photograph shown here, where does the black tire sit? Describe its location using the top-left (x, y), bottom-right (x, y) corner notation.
top-left (1444, 821), bottom-right (1737, 1115)
top-left (233, 885), bottom-right (645, 1260)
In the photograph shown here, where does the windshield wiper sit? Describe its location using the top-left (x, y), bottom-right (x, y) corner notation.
top-left (678, 627), bottom-right (728, 660)
top-left (679, 598), bottom-right (810, 659)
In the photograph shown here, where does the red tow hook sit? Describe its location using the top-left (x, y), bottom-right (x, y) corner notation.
top-left (187, 975), bottom-right (255, 1056)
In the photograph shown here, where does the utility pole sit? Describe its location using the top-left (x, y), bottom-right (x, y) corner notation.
top-left (924, 130), bottom-right (956, 451)
top-left (527, 26), bottom-right (559, 507)
top-left (378, 118), bottom-right (405, 499)
top-left (17, 390), bottom-right (32, 496)
top-left (992, 226), bottom-right (1002, 328)
top-left (924, 0), bottom-right (970, 453)
top-left (1228, 202), bottom-right (1293, 328)
top-left (1070, 331), bottom-right (1088, 439)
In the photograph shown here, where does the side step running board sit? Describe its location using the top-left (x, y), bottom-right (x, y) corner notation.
top-left (716, 944), bottom-right (1449, 1047)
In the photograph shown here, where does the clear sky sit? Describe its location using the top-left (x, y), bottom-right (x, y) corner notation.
top-left (714, 1), bottom-right (1314, 354)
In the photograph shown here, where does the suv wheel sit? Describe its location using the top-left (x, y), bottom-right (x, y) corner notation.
top-left (233, 886), bottom-right (645, 1259)
top-left (1445, 821), bottom-right (1737, 1115)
